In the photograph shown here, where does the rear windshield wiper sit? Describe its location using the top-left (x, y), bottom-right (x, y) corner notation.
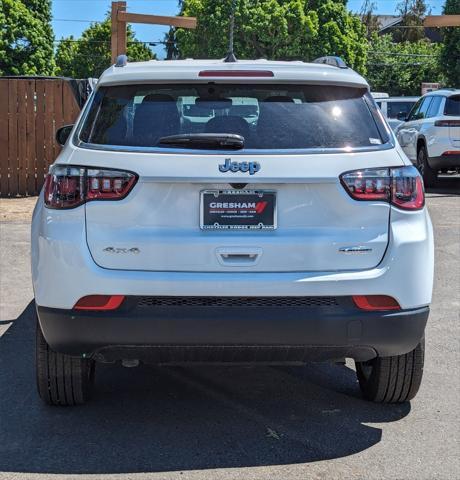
top-left (157, 133), bottom-right (244, 150)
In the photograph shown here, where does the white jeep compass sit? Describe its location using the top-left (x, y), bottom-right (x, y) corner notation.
top-left (32, 57), bottom-right (433, 406)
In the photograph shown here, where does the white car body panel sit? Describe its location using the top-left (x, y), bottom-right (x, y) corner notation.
top-left (98, 59), bottom-right (369, 88)
top-left (32, 59), bottom-right (433, 314)
top-left (32, 193), bottom-right (433, 310)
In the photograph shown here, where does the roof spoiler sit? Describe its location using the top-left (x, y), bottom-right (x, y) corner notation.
top-left (312, 56), bottom-right (348, 69)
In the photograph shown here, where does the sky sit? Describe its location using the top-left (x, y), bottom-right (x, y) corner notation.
top-left (51, 0), bottom-right (446, 59)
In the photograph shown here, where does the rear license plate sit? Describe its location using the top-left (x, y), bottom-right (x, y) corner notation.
top-left (200, 190), bottom-right (276, 230)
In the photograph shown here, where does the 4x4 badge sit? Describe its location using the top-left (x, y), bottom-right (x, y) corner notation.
top-left (219, 158), bottom-right (261, 175)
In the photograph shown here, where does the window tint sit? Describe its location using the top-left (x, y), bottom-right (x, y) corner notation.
top-left (387, 101), bottom-right (417, 119)
top-left (79, 84), bottom-right (388, 151)
top-left (426, 96), bottom-right (442, 118)
top-left (444, 95), bottom-right (460, 116)
top-left (416, 97), bottom-right (433, 119)
top-left (407, 98), bottom-right (423, 121)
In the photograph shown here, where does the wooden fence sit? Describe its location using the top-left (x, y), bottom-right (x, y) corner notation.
top-left (0, 78), bottom-right (82, 197)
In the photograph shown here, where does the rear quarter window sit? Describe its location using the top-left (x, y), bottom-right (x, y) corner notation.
top-left (444, 95), bottom-right (460, 116)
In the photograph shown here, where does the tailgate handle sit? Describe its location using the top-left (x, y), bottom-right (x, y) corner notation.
top-left (216, 248), bottom-right (262, 266)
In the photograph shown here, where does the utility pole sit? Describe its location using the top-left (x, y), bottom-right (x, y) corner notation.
top-left (111, 1), bottom-right (197, 64)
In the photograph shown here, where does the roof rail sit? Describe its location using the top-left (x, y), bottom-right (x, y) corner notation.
top-left (115, 54), bottom-right (128, 68)
top-left (313, 56), bottom-right (348, 69)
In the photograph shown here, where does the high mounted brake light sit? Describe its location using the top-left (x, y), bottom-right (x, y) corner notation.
top-left (44, 166), bottom-right (137, 209)
top-left (198, 70), bottom-right (274, 77)
top-left (340, 166), bottom-right (424, 211)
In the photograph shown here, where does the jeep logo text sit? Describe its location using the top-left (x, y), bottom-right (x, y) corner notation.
top-left (218, 158), bottom-right (261, 175)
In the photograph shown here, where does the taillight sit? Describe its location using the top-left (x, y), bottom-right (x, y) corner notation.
top-left (339, 168), bottom-right (390, 201)
top-left (353, 295), bottom-right (400, 311)
top-left (434, 120), bottom-right (460, 127)
top-left (340, 166), bottom-right (424, 211)
top-left (44, 165), bottom-right (137, 209)
top-left (390, 166), bottom-right (425, 210)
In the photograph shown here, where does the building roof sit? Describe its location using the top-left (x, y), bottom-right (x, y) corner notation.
top-left (375, 15), bottom-right (441, 42)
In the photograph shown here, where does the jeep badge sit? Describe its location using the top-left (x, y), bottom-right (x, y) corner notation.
top-left (218, 158), bottom-right (261, 175)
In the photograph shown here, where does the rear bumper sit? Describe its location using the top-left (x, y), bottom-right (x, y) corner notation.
top-left (428, 153), bottom-right (460, 170)
top-left (37, 296), bottom-right (429, 363)
top-left (32, 195), bottom-right (434, 311)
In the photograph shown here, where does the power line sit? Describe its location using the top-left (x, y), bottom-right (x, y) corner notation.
top-left (53, 39), bottom-right (173, 45)
top-left (53, 0), bottom-right (175, 2)
top-left (53, 18), bottom-right (102, 23)
top-left (368, 51), bottom-right (440, 57)
top-left (367, 62), bottom-right (425, 66)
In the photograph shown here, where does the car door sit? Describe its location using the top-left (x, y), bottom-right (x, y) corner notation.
top-left (423, 96), bottom-right (443, 155)
top-left (397, 97), bottom-right (432, 161)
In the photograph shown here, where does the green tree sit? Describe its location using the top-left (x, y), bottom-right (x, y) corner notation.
top-left (360, 1), bottom-right (380, 40)
top-left (0, 0), bottom-right (55, 75)
top-left (175, 0), bottom-right (367, 73)
top-left (54, 37), bottom-right (78, 77)
top-left (393, 0), bottom-right (428, 43)
top-left (55, 18), bottom-right (155, 78)
top-left (439, 0), bottom-right (460, 87)
top-left (313, 0), bottom-right (368, 72)
top-left (164, 28), bottom-right (179, 60)
top-left (366, 34), bottom-right (443, 95)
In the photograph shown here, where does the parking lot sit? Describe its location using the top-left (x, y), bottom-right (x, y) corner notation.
top-left (0, 176), bottom-right (459, 480)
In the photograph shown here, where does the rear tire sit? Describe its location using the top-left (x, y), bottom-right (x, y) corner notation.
top-left (417, 146), bottom-right (437, 187)
top-left (36, 315), bottom-right (95, 406)
top-left (355, 339), bottom-right (424, 403)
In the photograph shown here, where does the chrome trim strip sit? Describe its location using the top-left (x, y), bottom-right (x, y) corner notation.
top-left (339, 246), bottom-right (373, 255)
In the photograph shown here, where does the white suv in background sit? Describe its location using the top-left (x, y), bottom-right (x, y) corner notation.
top-left (375, 96), bottom-right (419, 131)
top-left (396, 89), bottom-right (460, 186)
top-left (32, 57), bottom-right (433, 406)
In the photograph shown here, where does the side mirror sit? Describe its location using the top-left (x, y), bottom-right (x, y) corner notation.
top-left (55, 125), bottom-right (74, 146)
top-left (396, 111), bottom-right (407, 121)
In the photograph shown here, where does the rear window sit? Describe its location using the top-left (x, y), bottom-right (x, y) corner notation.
top-left (444, 95), bottom-right (460, 116)
top-left (79, 84), bottom-right (388, 151)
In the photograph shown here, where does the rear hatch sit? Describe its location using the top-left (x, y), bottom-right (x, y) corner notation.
top-left (77, 81), bottom-right (397, 273)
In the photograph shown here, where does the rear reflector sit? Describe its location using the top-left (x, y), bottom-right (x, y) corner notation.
top-left (198, 70), bottom-right (274, 77)
top-left (353, 295), bottom-right (400, 311)
top-left (74, 295), bottom-right (125, 311)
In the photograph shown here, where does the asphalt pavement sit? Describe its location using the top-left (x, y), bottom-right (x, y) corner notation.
top-left (0, 176), bottom-right (459, 480)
